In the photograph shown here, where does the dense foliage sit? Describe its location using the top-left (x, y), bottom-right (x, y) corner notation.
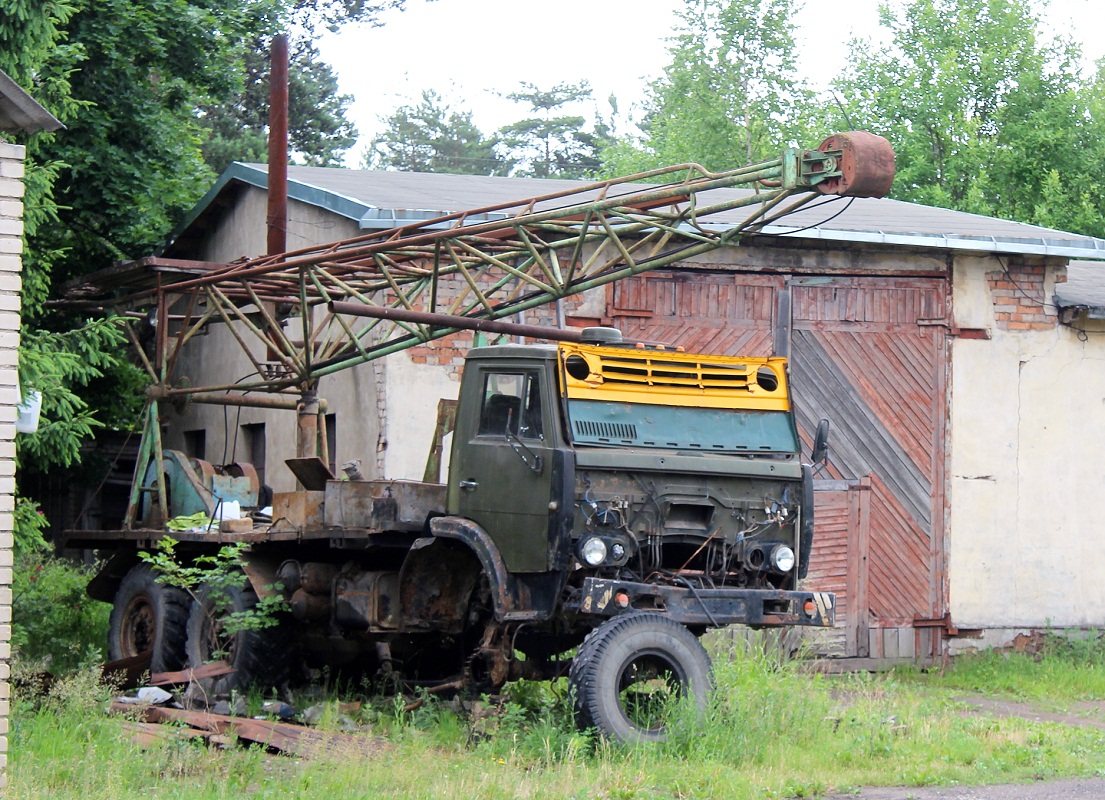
top-left (836, 0), bottom-right (1105, 237)
top-left (603, 0), bottom-right (819, 175)
top-left (11, 549), bottom-right (109, 675)
top-left (201, 38), bottom-right (358, 174)
top-left (495, 81), bottom-right (608, 179)
top-left (1, 0), bottom-right (398, 550)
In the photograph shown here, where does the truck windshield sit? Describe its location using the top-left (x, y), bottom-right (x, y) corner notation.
top-left (565, 399), bottom-right (799, 454)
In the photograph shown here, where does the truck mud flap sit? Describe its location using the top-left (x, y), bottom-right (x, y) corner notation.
top-left (578, 577), bottom-right (835, 628)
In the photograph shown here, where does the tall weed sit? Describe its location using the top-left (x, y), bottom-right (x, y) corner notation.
top-left (895, 630), bottom-right (1105, 703)
top-left (661, 630), bottom-right (834, 763)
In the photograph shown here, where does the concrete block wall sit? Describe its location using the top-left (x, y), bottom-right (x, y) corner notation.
top-left (0, 140), bottom-right (25, 788)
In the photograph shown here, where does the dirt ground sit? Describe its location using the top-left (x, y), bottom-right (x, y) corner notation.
top-left (822, 779), bottom-right (1105, 800)
top-left (821, 696), bottom-right (1105, 800)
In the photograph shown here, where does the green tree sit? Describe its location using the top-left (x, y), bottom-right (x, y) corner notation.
top-left (289, 0), bottom-right (406, 29)
top-left (604, 0), bottom-right (817, 176)
top-left (835, 0), bottom-right (1105, 236)
top-left (201, 38), bottom-right (358, 174)
top-left (20, 0), bottom-right (253, 299)
top-left (366, 89), bottom-right (505, 174)
top-left (1, 0), bottom-right (86, 316)
top-left (497, 81), bottom-right (604, 179)
top-left (0, 0), bottom-right (404, 548)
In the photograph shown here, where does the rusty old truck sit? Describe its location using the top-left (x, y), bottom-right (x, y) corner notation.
top-left (61, 131), bottom-right (899, 742)
top-left (73, 325), bottom-right (835, 743)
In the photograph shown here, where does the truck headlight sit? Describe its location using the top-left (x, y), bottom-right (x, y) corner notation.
top-left (580, 537), bottom-right (608, 566)
top-left (771, 545), bottom-right (796, 573)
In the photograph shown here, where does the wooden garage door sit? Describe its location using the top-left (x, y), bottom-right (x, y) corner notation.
top-left (610, 272), bottom-right (782, 356)
top-left (606, 272), bottom-right (948, 658)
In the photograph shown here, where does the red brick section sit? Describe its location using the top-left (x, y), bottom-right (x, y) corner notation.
top-left (409, 331), bottom-right (474, 378)
top-left (986, 261), bottom-right (1063, 331)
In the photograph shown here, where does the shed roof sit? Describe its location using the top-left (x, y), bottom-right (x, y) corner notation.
top-left (1055, 261), bottom-right (1105, 316)
top-left (166, 162), bottom-right (1105, 262)
top-left (0, 69), bottom-right (62, 134)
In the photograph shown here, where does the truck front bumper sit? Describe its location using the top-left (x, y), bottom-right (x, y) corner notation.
top-left (579, 577), bottom-right (835, 628)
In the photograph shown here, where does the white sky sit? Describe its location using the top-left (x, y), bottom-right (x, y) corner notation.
top-left (317, 0), bottom-right (1105, 165)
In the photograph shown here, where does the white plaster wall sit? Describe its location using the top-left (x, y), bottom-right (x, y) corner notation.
top-left (948, 256), bottom-right (1105, 629)
top-left (193, 188), bottom-right (361, 263)
top-left (164, 190), bottom-right (381, 492)
top-left (165, 332), bottom-right (382, 493)
top-left (382, 350), bottom-right (461, 481)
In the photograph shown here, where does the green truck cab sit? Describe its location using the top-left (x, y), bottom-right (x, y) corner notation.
top-left (433, 328), bottom-right (834, 740)
top-left (449, 329), bottom-right (831, 622)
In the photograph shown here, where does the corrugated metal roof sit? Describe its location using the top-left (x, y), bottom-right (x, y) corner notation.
top-left (168, 162), bottom-right (1105, 261)
top-left (1055, 261), bottom-right (1105, 315)
top-left (0, 69), bottom-right (62, 134)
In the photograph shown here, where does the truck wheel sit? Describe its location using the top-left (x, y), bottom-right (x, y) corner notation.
top-left (108, 563), bottom-right (191, 673)
top-left (569, 612), bottom-right (712, 744)
top-left (185, 582), bottom-right (291, 697)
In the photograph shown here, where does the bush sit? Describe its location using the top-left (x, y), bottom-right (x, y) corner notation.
top-left (12, 551), bottom-right (110, 675)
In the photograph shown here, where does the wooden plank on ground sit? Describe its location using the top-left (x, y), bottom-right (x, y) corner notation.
top-left (149, 661), bottom-right (234, 686)
top-left (120, 720), bottom-right (212, 749)
top-left (102, 651), bottom-right (152, 689)
top-left (109, 703), bottom-right (389, 758)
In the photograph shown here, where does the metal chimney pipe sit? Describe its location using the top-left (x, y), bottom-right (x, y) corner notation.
top-left (267, 33), bottom-right (289, 256)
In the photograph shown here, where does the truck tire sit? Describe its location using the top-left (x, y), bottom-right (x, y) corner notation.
top-left (108, 563), bottom-right (191, 673)
top-left (185, 582), bottom-right (292, 698)
top-left (569, 612), bottom-right (712, 744)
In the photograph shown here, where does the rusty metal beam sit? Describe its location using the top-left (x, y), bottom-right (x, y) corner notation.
top-left (267, 33), bottom-right (288, 257)
top-left (145, 387), bottom-right (315, 411)
top-left (328, 301), bottom-right (585, 344)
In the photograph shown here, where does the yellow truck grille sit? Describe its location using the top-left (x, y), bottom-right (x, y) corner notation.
top-left (559, 342), bottom-right (791, 412)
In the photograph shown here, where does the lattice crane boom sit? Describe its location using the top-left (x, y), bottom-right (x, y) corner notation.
top-left (58, 132), bottom-right (894, 527)
top-left (66, 131), bottom-right (894, 399)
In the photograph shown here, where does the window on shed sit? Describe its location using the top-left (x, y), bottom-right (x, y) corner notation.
top-left (183, 429), bottom-right (206, 460)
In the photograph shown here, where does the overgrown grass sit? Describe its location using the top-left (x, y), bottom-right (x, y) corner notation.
top-left (892, 632), bottom-right (1105, 705)
top-left (11, 632), bottom-right (1105, 799)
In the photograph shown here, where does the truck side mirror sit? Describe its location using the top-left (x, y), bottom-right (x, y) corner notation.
top-left (811, 418), bottom-right (830, 466)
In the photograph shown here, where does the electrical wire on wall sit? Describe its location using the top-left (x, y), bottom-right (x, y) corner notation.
top-left (221, 372), bottom-right (260, 466)
top-left (994, 254), bottom-right (1058, 313)
top-left (995, 253), bottom-right (1103, 341)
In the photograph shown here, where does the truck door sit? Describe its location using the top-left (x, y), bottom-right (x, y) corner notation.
top-left (450, 366), bottom-right (562, 572)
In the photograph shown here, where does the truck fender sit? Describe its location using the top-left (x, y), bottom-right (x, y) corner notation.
top-left (398, 535), bottom-right (483, 633)
top-left (421, 516), bottom-right (553, 622)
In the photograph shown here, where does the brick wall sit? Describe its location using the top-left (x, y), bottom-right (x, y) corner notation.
top-left (0, 140), bottom-right (25, 788)
top-left (986, 260), bottom-right (1063, 331)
